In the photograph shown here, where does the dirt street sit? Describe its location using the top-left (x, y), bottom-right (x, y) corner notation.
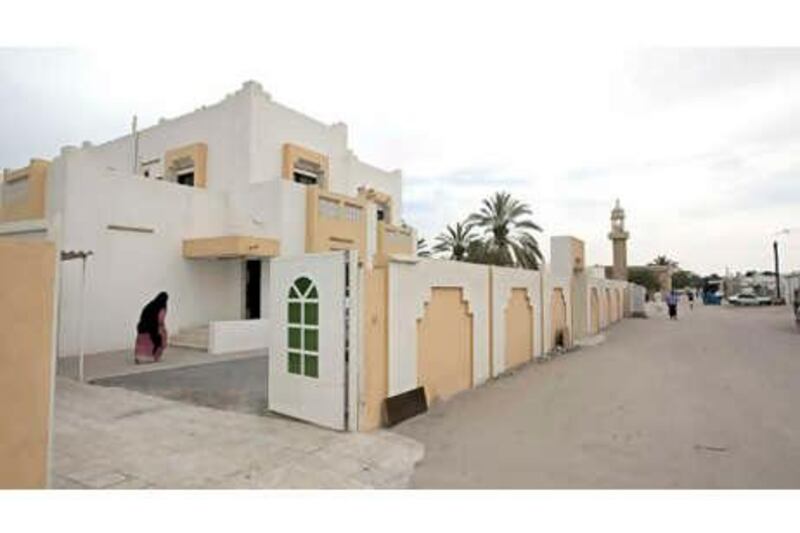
top-left (394, 303), bottom-right (800, 488)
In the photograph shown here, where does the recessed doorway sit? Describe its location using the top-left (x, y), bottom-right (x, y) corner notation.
top-left (245, 260), bottom-right (262, 319)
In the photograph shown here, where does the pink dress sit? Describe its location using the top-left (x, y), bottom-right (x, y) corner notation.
top-left (134, 309), bottom-right (167, 364)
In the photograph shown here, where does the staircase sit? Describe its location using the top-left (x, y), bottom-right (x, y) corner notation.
top-left (169, 325), bottom-right (209, 351)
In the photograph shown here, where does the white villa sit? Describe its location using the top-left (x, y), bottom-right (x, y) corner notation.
top-left (0, 80), bottom-right (416, 358)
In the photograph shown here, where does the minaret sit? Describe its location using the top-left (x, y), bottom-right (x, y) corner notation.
top-left (608, 199), bottom-right (629, 280)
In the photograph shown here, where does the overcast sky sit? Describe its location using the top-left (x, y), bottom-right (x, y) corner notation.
top-left (2, 3), bottom-right (800, 275)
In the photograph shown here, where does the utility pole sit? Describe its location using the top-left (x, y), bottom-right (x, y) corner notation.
top-left (131, 115), bottom-right (139, 174)
top-left (774, 240), bottom-right (781, 301)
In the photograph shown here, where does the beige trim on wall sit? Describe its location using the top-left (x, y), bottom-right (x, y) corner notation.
top-left (417, 287), bottom-right (473, 404)
top-left (357, 186), bottom-right (394, 223)
top-left (164, 143), bottom-right (208, 188)
top-left (0, 240), bottom-right (55, 488)
top-left (183, 235), bottom-right (280, 258)
top-left (361, 266), bottom-right (388, 431)
top-left (0, 159), bottom-right (49, 223)
top-left (282, 143), bottom-right (329, 189)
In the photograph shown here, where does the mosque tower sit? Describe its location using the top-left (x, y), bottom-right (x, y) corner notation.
top-left (608, 199), bottom-right (629, 281)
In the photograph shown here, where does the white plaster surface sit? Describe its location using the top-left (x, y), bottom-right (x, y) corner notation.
top-left (209, 319), bottom-right (270, 355)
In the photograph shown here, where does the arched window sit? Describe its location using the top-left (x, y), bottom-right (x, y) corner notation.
top-left (287, 276), bottom-right (319, 378)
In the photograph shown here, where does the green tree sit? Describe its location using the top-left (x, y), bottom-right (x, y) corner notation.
top-left (672, 269), bottom-right (702, 289)
top-left (628, 267), bottom-right (660, 294)
top-left (433, 221), bottom-right (476, 261)
top-left (650, 255), bottom-right (678, 268)
top-left (416, 237), bottom-right (431, 258)
top-left (466, 191), bottom-right (544, 269)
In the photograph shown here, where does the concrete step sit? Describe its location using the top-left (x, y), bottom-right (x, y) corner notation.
top-left (170, 325), bottom-right (209, 351)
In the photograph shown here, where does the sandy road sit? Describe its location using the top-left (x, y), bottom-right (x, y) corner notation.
top-left (394, 303), bottom-right (800, 488)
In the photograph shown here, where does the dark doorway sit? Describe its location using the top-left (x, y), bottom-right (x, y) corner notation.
top-left (245, 260), bottom-right (261, 319)
top-left (177, 170), bottom-right (195, 186)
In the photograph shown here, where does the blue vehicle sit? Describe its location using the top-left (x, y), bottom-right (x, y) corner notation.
top-left (702, 279), bottom-right (723, 305)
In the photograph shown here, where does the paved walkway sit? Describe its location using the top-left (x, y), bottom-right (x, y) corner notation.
top-left (393, 303), bottom-right (800, 488)
top-left (53, 378), bottom-right (423, 489)
top-left (94, 355), bottom-right (269, 416)
top-left (57, 346), bottom-right (263, 381)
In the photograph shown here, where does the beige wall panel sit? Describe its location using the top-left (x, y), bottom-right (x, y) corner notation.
top-left (361, 267), bottom-right (388, 430)
top-left (417, 287), bottom-right (473, 403)
top-left (376, 221), bottom-right (415, 258)
top-left (0, 160), bottom-right (49, 223)
top-left (305, 186), bottom-right (367, 260)
top-left (505, 288), bottom-right (533, 369)
top-left (0, 240), bottom-right (55, 488)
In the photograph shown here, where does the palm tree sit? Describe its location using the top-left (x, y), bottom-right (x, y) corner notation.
top-left (416, 237), bottom-right (431, 257)
top-left (650, 255), bottom-right (678, 268)
top-left (433, 221), bottom-right (476, 261)
top-left (466, 191), bottom-right (544, 269)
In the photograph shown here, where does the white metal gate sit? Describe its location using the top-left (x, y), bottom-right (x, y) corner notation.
top-left (268, 251), bottom-right (359, 431)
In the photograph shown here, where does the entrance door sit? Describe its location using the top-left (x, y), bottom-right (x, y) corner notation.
top-left (245, 260), bottom-right (261, 319)
top-left (268, 251), bottom-right (358, 430)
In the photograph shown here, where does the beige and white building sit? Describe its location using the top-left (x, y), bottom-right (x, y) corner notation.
top-left (0, 80), bottom-right (416, 359)
top-left (1, 81), bottom-right (633, 435)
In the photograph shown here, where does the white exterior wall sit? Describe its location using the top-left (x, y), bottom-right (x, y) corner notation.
top-left (629, 283), bottom-right (647, 316)
top-left (72, 87), bottom-right (252, 193)
top-left (52, 159), bottom-right (242, 356)
top-left (387, 258), bottom-right (491, 396)
top-left (346, 157), bottom-right (403, 224)
top-left (785, 273), bottom-right (800, 308)
top-left (209, 319), bottom-right (270, 354)
top-left (250, 89), bottom-right (348, 186)
top-left (490, 266), bottom-right (542, 376)
top-left (586, 276), bottom-right (605, 332)
top-left (226, 180), bottom-right (306, 255)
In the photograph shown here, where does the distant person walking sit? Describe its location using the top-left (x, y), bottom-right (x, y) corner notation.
top-left (687, 290), bottom-right (695, 310)
top-left (666, 291), bottom-right (679, 320)
top-left (135, 291), bottom-right (169, 364)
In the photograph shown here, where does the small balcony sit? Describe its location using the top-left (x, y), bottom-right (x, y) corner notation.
top-left (305, 186), bottom-right (367, 259)
top-left (377, 221), bottom-right (415, 259)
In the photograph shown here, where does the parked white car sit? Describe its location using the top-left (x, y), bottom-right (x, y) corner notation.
top-left (756, 295), bottom-right (773, 306)
top-left (728, 293), bottom-right (761, 306)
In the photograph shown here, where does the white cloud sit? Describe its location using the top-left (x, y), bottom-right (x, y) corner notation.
top-left (2, 20), bottom-right (800, 274)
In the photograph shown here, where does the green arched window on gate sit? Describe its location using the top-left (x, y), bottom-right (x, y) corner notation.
top-left (287, 276), bottom-right (319, 378)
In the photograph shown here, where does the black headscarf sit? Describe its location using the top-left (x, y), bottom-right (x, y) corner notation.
top-left (137, 292), bottom-right (169, 351)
